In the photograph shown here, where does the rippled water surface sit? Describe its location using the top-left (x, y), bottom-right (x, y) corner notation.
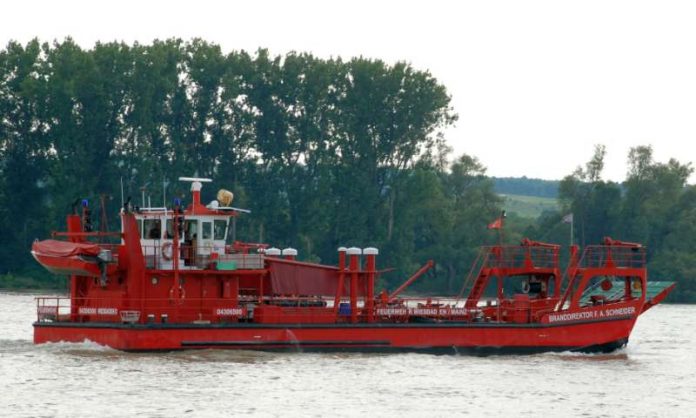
top-left (1, 292), bottom-right (695, 417)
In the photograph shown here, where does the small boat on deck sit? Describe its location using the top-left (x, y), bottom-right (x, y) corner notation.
top-left (31, 239), bottom-right (118, 279)
top-left (29, 177), bottom-right (675, 353)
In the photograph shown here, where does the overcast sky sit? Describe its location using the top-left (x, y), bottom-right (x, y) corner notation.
top-left (3, 0), bottom-right (695, 182)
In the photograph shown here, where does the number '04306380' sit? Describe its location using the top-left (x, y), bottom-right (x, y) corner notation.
top-left (216, 308), bottom-right (244, 316)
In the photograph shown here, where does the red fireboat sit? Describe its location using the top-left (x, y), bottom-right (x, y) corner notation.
top-left (31, 177), bottom-right (675, 353)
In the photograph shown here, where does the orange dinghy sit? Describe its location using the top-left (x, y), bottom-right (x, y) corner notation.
top-left (31, 239), bottom-right (116, 279)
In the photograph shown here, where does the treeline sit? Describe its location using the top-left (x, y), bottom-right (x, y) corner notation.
top-left (0, 38), bottom-right (501, 292)
top-left (526, 145), bottom-right (695, 302)
top-left (492, 177), bottom-right (559, 198)
top-left (1, 39), bottom-right (694, 301)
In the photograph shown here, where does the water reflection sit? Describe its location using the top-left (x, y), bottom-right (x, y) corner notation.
top-left (548, 352), bottom-right (630, 362)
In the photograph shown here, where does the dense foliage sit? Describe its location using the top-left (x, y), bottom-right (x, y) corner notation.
top-left (526, 145), bottom-right (695, 302)
top-left (0, 38), bottom-right (501, 293)
top-left (1, 40), bottom-right (694, 300)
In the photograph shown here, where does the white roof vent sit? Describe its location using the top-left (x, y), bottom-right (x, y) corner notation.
top-left (337, 246), bottom-right (348, 252)
top-left (346, 247), bottom-right (362, 255)
top-left (266, 247), bottom-right (281, 256)
top-left (281, 248), bottom-right (298, 256)
top-left (363, 247), bottom-right (379, 255)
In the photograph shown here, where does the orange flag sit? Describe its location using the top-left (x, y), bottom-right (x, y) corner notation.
top-left (487, 218), bottom-right (503, 229)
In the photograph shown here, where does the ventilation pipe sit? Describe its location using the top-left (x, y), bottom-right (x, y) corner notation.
top-left (347, 247), bottom-right (362, 323)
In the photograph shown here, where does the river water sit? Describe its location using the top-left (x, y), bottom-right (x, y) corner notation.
top-left (1, 292), bottom-right (694, 417)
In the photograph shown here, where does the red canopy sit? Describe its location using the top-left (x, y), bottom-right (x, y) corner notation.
top-left (32, 239), bottom-right (101, 258)
top-left (266, 258), bottom-right (366, 296)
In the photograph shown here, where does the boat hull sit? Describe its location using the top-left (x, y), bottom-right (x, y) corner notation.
top-left (34, 316), bottom-right (636, 354)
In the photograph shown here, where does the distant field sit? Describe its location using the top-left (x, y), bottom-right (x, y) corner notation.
top-left (499, 194), bottom-right (558, 219)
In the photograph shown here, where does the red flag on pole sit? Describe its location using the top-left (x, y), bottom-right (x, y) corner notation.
top-left (487, 218), bottom-right (503, 229)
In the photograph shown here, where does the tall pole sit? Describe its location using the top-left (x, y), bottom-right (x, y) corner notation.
top-left (570, 216), bottom-right (574, 247)
top-left (499, 210), bottom-right (506, 247)
top-left (333, 247), bottom-right (347, 316)
top-left (499, 220), bottom-right (503, 247)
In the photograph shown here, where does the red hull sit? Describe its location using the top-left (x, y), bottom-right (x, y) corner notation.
top-left (34, 316), bottom-right (635, 353)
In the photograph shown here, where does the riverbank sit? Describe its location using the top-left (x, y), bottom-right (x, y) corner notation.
top-left (0, 273), bottom-right (66, 292)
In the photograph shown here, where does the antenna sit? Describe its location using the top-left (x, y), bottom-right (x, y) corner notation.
top-left (99, 194), bottom-right (109, 235)
top-left (178, 177), bottom-right (212, 183)
top-left (162, 178), bottom-right (169, 207)
top-left (178, 177), bottom-right (211, 211)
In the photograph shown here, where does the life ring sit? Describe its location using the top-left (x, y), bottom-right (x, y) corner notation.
top-left (522, 281), bottom-right (530, 294)
top-left (169, 285), bottom-right (186, 304)
top-left (161, 242), bottom-right (173, 260)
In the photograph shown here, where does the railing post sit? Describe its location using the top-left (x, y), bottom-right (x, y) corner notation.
top-left (497, 297), bottom-right (501, 322)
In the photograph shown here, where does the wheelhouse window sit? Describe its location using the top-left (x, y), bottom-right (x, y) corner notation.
top-left (166, 219), bottom-right (173, 239)
top-left (184, 220), bottom-right (198, 241)
top-left (143, 219), bottom-right (162, 239)
top-left (202, 221), bottom-right (212, 240)
top-left (214, 220), bottom-right (227, 240)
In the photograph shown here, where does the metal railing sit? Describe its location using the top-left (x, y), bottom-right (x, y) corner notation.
top-left (456, 249), bottom-right (489, 303)
top-left (35, 296), bottom-right (251, 324)
top-left (140, 243), bottom-right (266, 270)
top-left (580, 246), bottom-right (646, 269)
top-left (481, 245), bottom-right (559, 269)
top-left (35, 294), bottom-right (574, 325)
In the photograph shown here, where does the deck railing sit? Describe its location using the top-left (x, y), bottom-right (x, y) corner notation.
top-left (139, 243), bottom-right (265, 270)
top-left (481, 245), bottom-right (559, 270)
top-left (579, 245), bottom-right (646, 269)
top-left (35, 295), bottom-right (559, 325)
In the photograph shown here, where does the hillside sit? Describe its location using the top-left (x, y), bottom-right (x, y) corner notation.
top-left (491, 177), bottom-right (560, 218)
top-left (499, 193), bottom-right (559, 219)
top-left (492, 177), bottom-right (559, 198)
